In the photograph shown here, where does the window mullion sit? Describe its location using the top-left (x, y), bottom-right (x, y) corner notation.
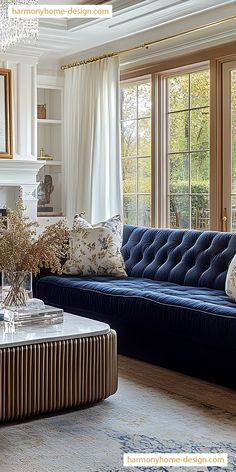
top-left (188, 73), bottom-right (191, 229)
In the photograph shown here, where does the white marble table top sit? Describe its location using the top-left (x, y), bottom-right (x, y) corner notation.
top-left (0, 313), bottom-right (110, 348)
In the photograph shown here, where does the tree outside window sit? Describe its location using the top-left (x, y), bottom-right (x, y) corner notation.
top-left (121, 79), bottom-right (152, 226)
top-left (167, 69), bottom-right (210, 230)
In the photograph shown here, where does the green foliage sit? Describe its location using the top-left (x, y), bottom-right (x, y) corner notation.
top-left (170, 181), bottom-right (209, 194)
top-left (121, 80), bottom-right (152, 226)
top-left (190, 70), bottom-right (210, 108)
top-left (121, 71), bottom-right (211, 228)
top-left (168, 75), bottom-right (188, 111)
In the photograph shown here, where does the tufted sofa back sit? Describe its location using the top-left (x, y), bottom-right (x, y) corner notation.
top-left (121, 225), bottom-right (236, 290)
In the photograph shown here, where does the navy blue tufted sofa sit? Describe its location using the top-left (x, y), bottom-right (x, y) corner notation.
top-left (36, 225), bottom-right (236, 387)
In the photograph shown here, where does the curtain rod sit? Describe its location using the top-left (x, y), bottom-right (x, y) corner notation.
top-left (60, 14), bottom-right (236, 71)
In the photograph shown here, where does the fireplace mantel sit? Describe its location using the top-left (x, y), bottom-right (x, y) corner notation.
top-left (0, 159), bottom-right (45, 219)
top-left (0, 159), bottom-right (44, 185)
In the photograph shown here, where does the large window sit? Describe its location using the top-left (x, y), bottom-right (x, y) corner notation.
top-left (167, 69), bottom-right (210, 229)
top-left (223, 61), bottom-right (236, 231)
top-left (121, 67), bottom-right (211, 229)
top-left (120, 79), bottom-right (152, 226)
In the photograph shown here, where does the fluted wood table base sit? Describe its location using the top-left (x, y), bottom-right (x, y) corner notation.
top-left (0, 330), bottom-right (117, 422)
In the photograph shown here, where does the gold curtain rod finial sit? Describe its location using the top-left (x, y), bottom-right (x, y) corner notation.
top-left (60, 14), bottom-right (236, 71)
top-left (61, 52), bottom-right (118, 70)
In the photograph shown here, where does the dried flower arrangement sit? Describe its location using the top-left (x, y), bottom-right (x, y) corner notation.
top-left (0, 195), bottom-right (69, 307)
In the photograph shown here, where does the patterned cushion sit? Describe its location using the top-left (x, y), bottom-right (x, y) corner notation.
top-left (225, 254), bottom-right (236, 301)
top-left (63, 215), bottom-right (127, 277)
top-left (73, 212), bottom-right (91, 230)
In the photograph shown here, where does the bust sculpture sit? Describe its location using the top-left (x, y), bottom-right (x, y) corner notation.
top-left (38, 175), bottom-right (54, 206)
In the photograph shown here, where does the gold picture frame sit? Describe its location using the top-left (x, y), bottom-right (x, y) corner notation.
top-left (0, 69), bottom-right (13, 159)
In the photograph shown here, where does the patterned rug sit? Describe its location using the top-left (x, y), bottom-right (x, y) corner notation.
top-left (1, 356), bottom-right (236, 472)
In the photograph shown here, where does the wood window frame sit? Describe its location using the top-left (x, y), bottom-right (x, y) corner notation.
top-left (120, 76), bottom-right (152, 226)
top-left (210, 54), bottom-right (236, 232)
top-left (121, 40), bottom-right (236, 230)
top-left (157, 62), bottom-right (210, 229)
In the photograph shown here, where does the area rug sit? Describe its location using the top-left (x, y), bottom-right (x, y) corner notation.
top-left (0, 356), bottom-right (236, 472)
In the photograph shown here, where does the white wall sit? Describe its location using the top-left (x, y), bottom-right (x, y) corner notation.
top-left (0, 53), bottom-right (38, 160)
top-left (0, 53), bottom-right (43, 219)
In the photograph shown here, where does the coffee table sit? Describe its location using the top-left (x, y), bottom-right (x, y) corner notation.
top-left (0, 313), bottom-right (117, 422)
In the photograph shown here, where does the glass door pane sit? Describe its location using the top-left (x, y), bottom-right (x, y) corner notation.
top-left (222, 61), bottom-right (236, 231)
top-left (166, 69), bottom-right (210, 229)
top-left (121, 78), bottom-right (152, 226)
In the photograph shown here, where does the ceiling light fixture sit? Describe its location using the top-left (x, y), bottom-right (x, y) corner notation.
top-left (0, 0), bottom-right (39, 52)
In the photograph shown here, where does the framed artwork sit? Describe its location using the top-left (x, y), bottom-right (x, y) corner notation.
top-left (0, 69), bottom-right (12, 158)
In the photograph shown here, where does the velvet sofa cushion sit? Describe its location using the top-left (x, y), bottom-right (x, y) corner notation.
top-left (122, 226), bottom-right (236, 290)
top-left (36, 275), bottom-right (236, 349)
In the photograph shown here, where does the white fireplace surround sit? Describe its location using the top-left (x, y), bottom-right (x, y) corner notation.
top-left (0, 159), bottom-right (44, 219)
top-left (0, 54), bottom-right (44, 219)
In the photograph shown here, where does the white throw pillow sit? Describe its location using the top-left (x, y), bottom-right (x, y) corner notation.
top-left (63, 215), bottom-right (127, 277)
top-left (225, 254), bottom-right (236, 301)
top-left (73, 212), bottom-right (91, 230)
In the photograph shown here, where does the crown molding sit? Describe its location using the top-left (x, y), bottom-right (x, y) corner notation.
top-left (2, 0), bottom-right (236, 68)
top-left (120, 29), bottom-right (236, 69)
top-left (59, 3), bottom-right (236, 68)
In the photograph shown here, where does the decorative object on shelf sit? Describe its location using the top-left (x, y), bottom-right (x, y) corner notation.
top-left (37, 105), bottom-right (46, 120)
top-left (37, 104), bottom-right (46, 119)
top-left (37, 174), bottom-right (54, 212)
top-left (0, 193), bottom-right (69, 312)
top-left (0, 0), bottom-right (39, 52)
top-left (37, 148), bottom-right (53, 161)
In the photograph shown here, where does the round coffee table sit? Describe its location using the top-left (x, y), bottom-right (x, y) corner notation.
top-left (0, 313), bottom-right (117, 422)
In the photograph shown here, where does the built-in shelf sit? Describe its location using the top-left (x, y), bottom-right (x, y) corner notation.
top-left (37, 77), bottom-right (64, 224)
top-left (38, 211), bottom-right (63, 217)
top-left (37, 159), bottom-right (62, 166)
top-left (37, 119), bottom-right (62, 125)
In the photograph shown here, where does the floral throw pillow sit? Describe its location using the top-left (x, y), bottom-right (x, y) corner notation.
top-left (63, 214), bottom-right (127, 277)
top-left (225, 254), bottom-right (236, 302)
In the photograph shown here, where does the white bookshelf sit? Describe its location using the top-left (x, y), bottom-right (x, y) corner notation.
top-left (36, 75), bottom-right (64, 222)
top-left (37, 119), bottom-right (62, 125)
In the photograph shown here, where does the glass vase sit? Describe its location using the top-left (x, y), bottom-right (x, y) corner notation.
top-left (2, 271), bottom-right (32, 308)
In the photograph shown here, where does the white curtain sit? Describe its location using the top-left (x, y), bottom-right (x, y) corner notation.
top-left (63, 56), bottom-right (122, 225)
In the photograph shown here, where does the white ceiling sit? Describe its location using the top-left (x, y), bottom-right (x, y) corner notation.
top-left (4, 0), bottom-right (236, 70)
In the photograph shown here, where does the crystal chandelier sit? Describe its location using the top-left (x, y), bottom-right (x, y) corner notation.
top-left (0, 0), bottom-right (39, 52)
